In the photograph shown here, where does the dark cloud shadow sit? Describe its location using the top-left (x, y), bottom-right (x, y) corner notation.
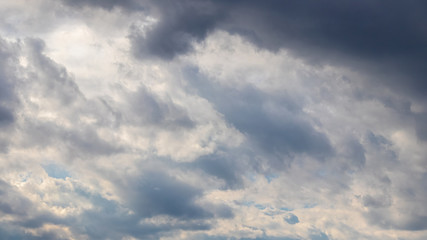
top-left (184, 67), bottom-right (334, 167)
top-left (118, 171), bottom-right (212, 219)
top-left (188, 153), bottom-right (245, 189)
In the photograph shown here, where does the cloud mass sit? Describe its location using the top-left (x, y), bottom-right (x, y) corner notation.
top-left (0, 0), bottom-right (427, 239)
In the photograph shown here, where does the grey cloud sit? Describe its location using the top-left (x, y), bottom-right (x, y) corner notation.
top-left (0, 35), bottom-right (218, 238)
top-left (128, 85), bottom-right (194, 128)
top-left (130, 0), bottom-right (221, 59)
top-left (71, 170), bottom-right (235, 239)
top-left (0, 180), bottom-right (33, 217)
top-left (414, 112), bottom-right (427, 141)
top-left (0, 36), bottom-right (20, 150)
top-left (62, 186), bottom-right (142, 239)
top-left (362, 194), bottom-right (392, 209)
top-left (18, 104), bottom-right (122, 158)
top-left (62, 0), bottom-right (220, 59)
top-left (118, 171), bottom-right (212, 219)
top-left (25, 38), bottom-right (82, 106)
top-left (17, 213), bottom-right (67, 229)
top-left (64, 126), bottom-right (123, 157)
top-left (189, 153), bottom-right (244, 189)
top-left (3, 1), bottom-right (427, 239)
top-left (236, 0), bottom-right (427, 102)
top-left (363, 172), bottom-right (427, 231)
top-left (365, 209), bottom-right (427, 231)
top-left (400, 215), bottom-right (427, 231)
top-left (0, 179), bottom-right (212, 240)
top-left (364, 131), bottom-right (397, 164)
top-left (185, 67), bottom-right (333, 166)
top-left (342, 138), bottom-right (366, 169)
top-left (0, 180), bottom-right (69, 239)
top-left (78, 212), bottom-right (211, 240)
top-left (126, 0), bottom-right (427, 104)
top-left (0, 225), bottom-right (68, 240)
top-left (61, 0), bottom-right (427, 148)
top-left (70, 191), bottom-right (153, 239)
top-left (0, 38), bottom-right (18, 103)
top-left (0, 105), bottom-right (14, 127)
top-left (60, 0), bottom-right (427, 120)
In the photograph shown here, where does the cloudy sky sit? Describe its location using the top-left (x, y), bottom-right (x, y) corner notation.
top-left (1, 0), bottom-right (427, 239)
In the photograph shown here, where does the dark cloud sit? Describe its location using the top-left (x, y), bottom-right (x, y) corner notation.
top-left (60, 0), bottom-right (427, 135)
top-left (71, 170), bottom-right (236, 238)
top-left (57, 0), bottom-right (427, 166)
top-left (0, 179), bottom-right (214, 240)
top-left (185, 67), bottom-right (333, 166)
top-left (72, 187), bottom-right (207, 239)
top-left (190, 153), bottom-right (244, 189)
top-left (400, 215), bottom-right (427, 231)
top-left (0, 36), bottom-right (20, 151)
top-left (1, 178), bottom-right (216, 240)
top-left (414, 112), bottom-right (427, 141)
top-left (342, 138), bottom-right (366, 169)
top-left (130, 0), bottom-right (222, 59)
top-left (0, 105), bottom-right (14, 127)
top-left (0, 225), bottom-right (68, 240)
top-left (235, 0), bottom-right (427, 101)
top-left (0, 38), bottom-right (18, 103)
top-left (0, 180), bottom-right (33, 217)
top-left (63, 126), bottom-right (123, 157)
top-left (125, 0), bottom-right (427, 102)
top-left (117, 171), bottom-right (212, 219)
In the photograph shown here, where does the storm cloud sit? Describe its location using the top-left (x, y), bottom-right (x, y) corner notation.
top-left (116, 0), bottom-right (427, 101)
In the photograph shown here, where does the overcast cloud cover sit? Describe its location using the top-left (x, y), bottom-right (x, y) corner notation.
top-left (0, 0), bottom-right (427, 239)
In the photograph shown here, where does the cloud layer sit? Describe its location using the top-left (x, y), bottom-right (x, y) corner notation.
top-left (1, 0), bottom-right (427, 239)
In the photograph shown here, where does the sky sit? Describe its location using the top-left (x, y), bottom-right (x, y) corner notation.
top-left (0, 0), bottom-right (427, 239)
